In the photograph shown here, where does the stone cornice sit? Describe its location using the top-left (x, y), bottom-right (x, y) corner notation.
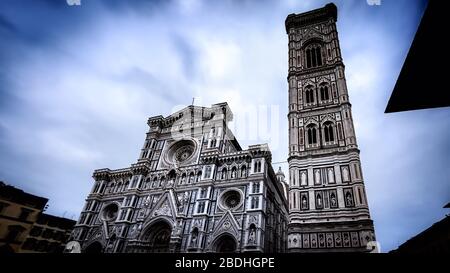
top-left (285, 3), bottom-right (338, 34)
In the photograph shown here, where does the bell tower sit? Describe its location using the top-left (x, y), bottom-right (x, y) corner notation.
top-left (285, 3), bottom-right (376, 252)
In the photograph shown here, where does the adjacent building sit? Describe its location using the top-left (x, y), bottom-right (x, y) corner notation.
top-left (0, 182), bottom-right (48, 253)
top-left (391, 203), bottom-right (450, 254)
top-left (285, 3), bottom-right (376, 252)
top-left (71, 103), bottom-right (288, 253)
top-left (0, 182), bottom-right (76, 253)
top-left (21, 213), bottom-right (75, 253)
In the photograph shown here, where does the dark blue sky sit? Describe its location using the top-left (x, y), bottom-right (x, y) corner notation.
top-left (1, 0), bottom-right (448, 252)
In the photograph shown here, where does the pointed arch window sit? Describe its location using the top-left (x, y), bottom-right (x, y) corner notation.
top-left (337, 123), bottom-right (344, 140)
top-left (305, 86), bottom-right (315, 104)
top-left (253, 160), bottom-right (262, 173)
top-left (204, 166), bottom-right (212, 179)
top-left (305, 44), bottom-right (323, 69)
top-left (319, 83), bottom-right (330, 102)
top-left (323, 121), bottom-right (335, 143)
top-left (250, 196), bottom-right (260, 209)
top-left (252, 182), bottom-right (260, 193)
top-left (180, 173), bottom-right (187, 185)
top-left (221, 168), bottom-right (227, 180)
top-left (159, 176), bottom-right (166, 188)
top-left (306, 124), bottom-right (318, 145)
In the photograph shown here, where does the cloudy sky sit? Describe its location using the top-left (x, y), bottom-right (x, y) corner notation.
top-left (1, 0), bottom-right (448, 252)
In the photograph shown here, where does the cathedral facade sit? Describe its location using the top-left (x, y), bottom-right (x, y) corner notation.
top-left (70, 3), bottom-right (376, 254)
top-left (285, 3), bottom-right (376, 252)
top-left (70, 103), bottom-right (288, 253)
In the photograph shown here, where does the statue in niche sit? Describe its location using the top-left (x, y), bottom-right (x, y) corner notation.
top-left (177, 192), bottom-right (189, 213)
top-left (302, 196), bottom-right (308, 209)
top-left (301, 172), bottom-right (307, 185)
top-left (317, 194), bottom-right (322, 207)
top-left (330, 194), bottom-right (337, 207)
top-left (190, 228), bottom-right (198, 247)
top-left (144, 195), bottom-right (151, 207)
top-left (166, 179), bottom-right (173, 188)
top-left (346, 192), bottom-right (353, 206)
top-left (130, 224), bottom-right (142, 239)
top-left (248, 225), bottom-right (256, 244)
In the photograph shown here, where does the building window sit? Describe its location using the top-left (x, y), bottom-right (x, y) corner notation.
top-left (22, 238), bottom-right (37, 250)
top-left (115, 182), bottom-right (122, 192)
top-left (6, 225), bottom-right (25, 242)
top-left (30, 226), bottom-right (43, 237)
top-left (358, 188), bottom-right (364, 204)
top-left (250, 196), bottom-right (260, 209)
top-left (0, 201), bottom-right (8, 215)
top-left (188, 172), bottom-right (194, 184)
top-left (337, 123), bottom-right (343, 140)
top-left (18, 208), bottom-right (33, 221)
top-left (197, 202), bottom-right (206, 214)
top-left (93, 182), bottom-right (100, 193)
top-left (131, 176), bottom-right (139, 188)
top-left (199, 188), bottom-right (207, 199)
top-left (119, 210), bottom-right (126, 221)
top-left (204, 166), bottom-right (212, 179)
top-left (42, 229), bottom-right (54, 239)
top-left (180, 173), bottom-right (187, 185)
top-left (196, 171), bottom-right (202, 182)
top-left (253, 160), bottom-right (262, 173)
top-left (305, 86), bottom-right (315, 104)
top-left (109, 182), bottom-right (116, 193)
top-left (299, 128), bottom-right (304, 145)
top-left (323, 121), bottom-right (335, 143)
top-left (252, 182), bottom-right (260, 193)
top-left (159, 176), bottom-right (166, 187)
top-left (220, 168), bottom-right (227, 180)
top-left (319, 84), bottom-right (330, 101)
top-left (305, 44), bottom-right (323, 68)
top-left (307, 124), bottom-right (318, 145)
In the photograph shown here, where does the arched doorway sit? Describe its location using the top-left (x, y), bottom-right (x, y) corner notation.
top-left (84, 241), bottom-right (103, 253)
top-left (142, 221), bottom-right (172, 253)
top-left (214, 234), bottom-right (237, 253)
